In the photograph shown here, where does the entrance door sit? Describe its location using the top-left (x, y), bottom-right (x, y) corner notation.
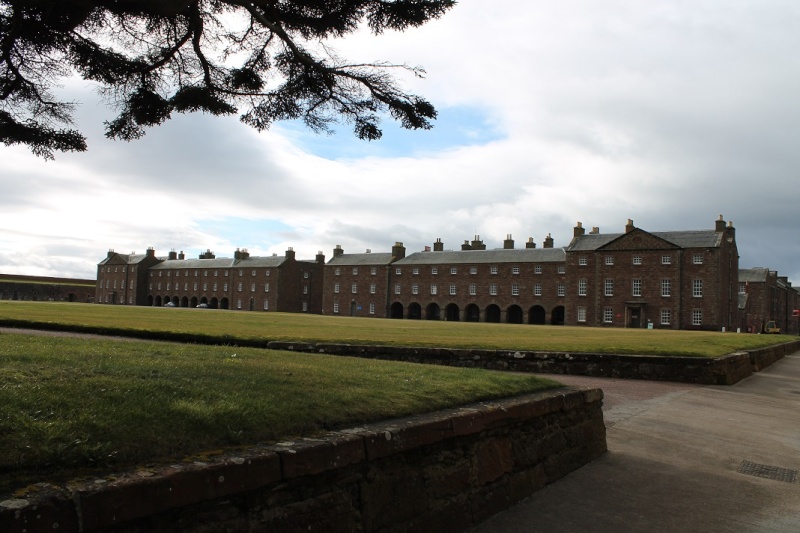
top-left (629, 307), bottom-right (641, 328)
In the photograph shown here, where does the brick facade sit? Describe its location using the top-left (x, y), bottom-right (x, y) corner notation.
top-left (94, 215), bottom-right (797, 332)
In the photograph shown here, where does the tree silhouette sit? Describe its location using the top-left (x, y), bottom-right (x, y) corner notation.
top-left (0, 0), bottom-right (455, 158)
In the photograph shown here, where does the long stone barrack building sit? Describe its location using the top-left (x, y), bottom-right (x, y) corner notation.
top-left (95, 215), bottom-right (800, 333)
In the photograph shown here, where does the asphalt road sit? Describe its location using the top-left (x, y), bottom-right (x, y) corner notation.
top-left (471, 354), bottom-right (800, 532)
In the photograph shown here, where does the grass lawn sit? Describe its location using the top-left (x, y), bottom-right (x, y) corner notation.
top-left (0, 300), bottom-right (796, 356)
top-left (0, 331), bottom-right (560, 493)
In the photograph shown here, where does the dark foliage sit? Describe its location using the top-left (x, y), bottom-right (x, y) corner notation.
top-left (0, 0), bottom-right (455, 158)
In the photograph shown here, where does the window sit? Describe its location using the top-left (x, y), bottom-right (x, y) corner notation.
top-left (578, 279), bottom-right (587, 296)
top-left (394, 284), bottom-right (401, 295)
top-left (238, 270), bottom-right (242, 277)
top-left (490, 284), bottom-right (498, 296)
top-left (333, 302), bottom-right (339, 313)
top-left (470, 266), bottom-right (477, 275)
top-left (431, 267), bottom-right (438, 275)
top-left (512, 266), bottom-right (520, 275)
top-left (661, 279), bottom-right (671, 297)
top-left (412, 267), bottom-right (419, 275)
top-left (624, 278), bottom-right (639, 297)
top-left (351, 283), bottom-right (358, 294)
top-left (396, 267), bottom-right (401, 275)
top-left (237, 299), bottom-right (242, 309)
top-left (511, 284), bottom-right (520, 296)
top-left (662, 255), bottom-right (672, 265)
top-left (370, 283), bottom-right (376, 294)
top-left (469, 283), bottom-right (477, 295)
top-left (194, 282), bottom-right (198, 291)
top-left (224, 270), bottom-right (228, 277)
top-left (431, 284), bottom-right (437, 295)
top-left (334, 283), bottom-right (340, 294)
top-left (490, 266), bottom-right (498, 275)
top-left (739, 283), bottom-right (747, 293)
top-left (534, 266), bottom-right (542, 274)
top-left (449, 284), bottom-right (456, 295)
top-left (577, 306), bottom-right (587, 322)
top-left (223, 283), bottom-right (228, 292)
top-left (693, 279), bottom-right (703, 298)
top-left (692, 309), bottom-right (702, 326)
top-left (693, 253), bottom-right (703, 265)
top-left (352, 267), bottom-right (358, 275)
top-left (264, 300), bottom-right (269, 310)
top-left (605, 256), bottom-right (614, 266)
top-left (371, 267), bottom-right (377, 275)
top-left (335, 268), bottom-right (341, 276)
top-left (450, 267), bottom-right (457, 275)
top-left (203, 283), bottom-right (208, 291)
top-left (184, 282), bottom-right (188, 290)
top-left (604, 279), bottom-right (614, 296)
top-left (661, 308), bottom-right (671, 325)
top-left (250, 283), bottom-right (255, 292)
top-left (534, 283), bottom-right (542, 296)
top-left (237, 282), bottom-right (242, 292)
top-left (213, 283), bottom-right (217, 291)
top-left (303, 272), bottom-right (308, 279)
top-left (214, 270), bottom-right (218, 277)
top-left (265, 283), bottom-right (270, 292)
top-left (557, 283), bottom-right (565, 297)
top-left (369, 302), bottom-right (375, 315)
top-left (412, 284), bottom-right (419, 295)
top-left (579, 257), bottom-right (587, 266)
top-left (251, 270), bottom-right (256, 276)
top-left (557, 266), bottom-right (566, 274)
top-left (303, 286), bottom-right (308, 295)
top-left (632, 256), bottom-right (642, 265)
top-left (604, 307), bottom-right (613, 323)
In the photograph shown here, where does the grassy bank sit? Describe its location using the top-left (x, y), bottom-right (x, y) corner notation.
top-left (0, 300), bottom-right (795, 356)
top-left (0, 332), bottom-right (559, 491)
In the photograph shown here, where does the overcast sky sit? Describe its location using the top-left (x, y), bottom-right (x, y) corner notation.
top-left (1, 0), bottom-right (798, 284)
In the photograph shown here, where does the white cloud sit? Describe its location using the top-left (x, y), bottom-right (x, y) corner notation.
top-left (1, 0), bottom-right (799, 284)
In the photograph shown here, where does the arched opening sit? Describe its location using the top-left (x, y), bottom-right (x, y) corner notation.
top-left (220, 297), bottom-right (229, 310)
top-left (486, 304), bottom-right (501, 323)
top-left (172, 296), bottom-right (179, 306)
top-left (67, 293), bottom-right (76, 302)
top-left (465, 304), bottom-right (480, 322)
top-left (249, 298), bottom-right (255, 311)
top-left (154, 295), bottom-right (162, 307)
top-left (210, 297), bottom-right (218, 309)
top-left (426, 303), bottom-right (440, 320)
top-left (551, 306), bottom-right (565, 325)
top-left (507, 304), bottom-right (523, 324)
top-left (529, 305), bottom-right (546, 325)
top-left (445, 303), bottom-right (460, 321)
top-left (408, 303), bottom-right (422, 319)
top-left (148, 295), bottom-right (154, 306)
top-left (390, 302), bottom-right (404, 319)
top-left (191, 296), bottom-right (199, 308)
top-left (181, 296), bottom-right (189, 307)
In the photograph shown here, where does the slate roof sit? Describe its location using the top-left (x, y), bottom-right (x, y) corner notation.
top-left (739, 267), bottom-right (771, 283)
top-left (326, 253), bottom-right (395, 267)
top-left (98, 253), bottom-right (152, 266)
top-left (567, 230), bottom-right (723, 252)
top-left (395, 248), bottom-right (566, 265)
top-left (150, 255), bottom-right (287, 270)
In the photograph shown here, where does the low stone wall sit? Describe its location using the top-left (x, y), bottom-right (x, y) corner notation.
top-left (0, 388), bottom-right (606, 533)
top-left (268, 342), bottom-right (763, 385)
top-left (747, 340), bottom-right (800, 372)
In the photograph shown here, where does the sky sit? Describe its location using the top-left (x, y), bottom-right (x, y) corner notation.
top-left (1, 0), bottom-right (799, 284)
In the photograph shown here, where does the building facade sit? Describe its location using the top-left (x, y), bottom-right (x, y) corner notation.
top-left (94, 215), bottom-right (796, 332)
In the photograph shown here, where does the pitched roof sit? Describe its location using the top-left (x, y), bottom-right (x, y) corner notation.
top-left (567, 230), bottom-right (723, 252)
top-left (739, 267), bottom-right (771, 283)
top-left (326, 253), bottom-right (396, 266)
top-left (396, 247), bottom-right (566, 265)
top-left (150, 255), bottom-right (288, 270)
top-left (98, 253), bottom-right (153, 266)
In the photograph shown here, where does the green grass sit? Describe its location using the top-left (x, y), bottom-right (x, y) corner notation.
top-left (0, 300), bottom-right (795, 356)
top-left (0, 332), bottom-right (559, 491)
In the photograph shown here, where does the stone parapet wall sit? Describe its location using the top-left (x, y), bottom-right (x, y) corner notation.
top-left (268, 341), bottom-right (773, 385)
top-left (0, 388), bottom-right (606, 533)
top-left (747, 340), bottom-right (800, 372)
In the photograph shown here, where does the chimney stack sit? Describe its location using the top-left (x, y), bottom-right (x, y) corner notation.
top-left (461, 240), bottom-right (472, 251)
top-left (199, 249), bottom-right (215, 259)
top-left (715, 214), bottom-right (726, 232)
top-left (392, 242), bottom-right (406, 260)
top-left (333, 245), bottom-right (344, 258)
top-left (178, 251), bottom-right (185, 260)
top-left (525, 238), bottom-right (536, 249)
top-left (146, 247), bottom-right (155, 258)
top-left (590, 227), bottom-right (600, 234)
top-left (285, 247), bottom-right (295, 261)
top-left (543, 234), bottom-right (554, 249)
top-left (625, 219), bottom-right (635, 233)
top-left (433, 238), bottom-right (444, 252)
top-left (316, 251), bottom-right (325, 264)
top-left (168, 249), bottom-right (177, 260)
top-left (503, 234), bottom-right (515, 249)
top-left (471, 235), bottom-right (486, 250)
top-left (574, 222), bottom-right (585, 238)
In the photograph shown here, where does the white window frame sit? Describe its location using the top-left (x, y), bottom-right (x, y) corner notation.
top-left (534, 283), bottom-right (542, 296)
top-left (662, 255), bottom-right (672, 265)
top-left (449, 284), bottom-right (457, 295)
top-left (579, 257), bottom-right (587, 266)
top-left (512, 266), bottom-right (520, 275)
top-left (577, 306), bottom-right (587, 322)
top-left (661, 279), bottom-right (671, 297)
top-left (693, 279), bottom-right (703, 298)
top-left (431, 284), bottom-right (437, 295)
top-left (557, 283), bottom-right (565, 297)
top-left (469, 283), bottom-right (477, 295)
top-left (604, 279), bottom-right (614, 297)
top-left (692, 309), bottom-right (702, 326)
top-left (661, 308), bottom-right (671, 325)
top-left (633, 256), bottom-right (642, 265)
top-left (578, 279), bottom-right (587, 296)
top-left (693, 253), bottom-right (703, 265)
top-left (511, 284), bottom-right (520, 296)
top-left (605, 256), bottom-right (614, 266)
top-left (632, 279), bottom-right (642, 297)
top-left (489, 284), bottom-right (498, 296)
top-left (603, 307), bottom-right (613, 323)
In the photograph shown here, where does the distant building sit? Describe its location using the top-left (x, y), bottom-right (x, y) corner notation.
top-left (0, 274), bottom-right (95, 303)
top-left (93, 215), bottom-right (798, 333)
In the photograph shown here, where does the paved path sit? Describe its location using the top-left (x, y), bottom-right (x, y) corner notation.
top-left (471, 354), bottom-right (800, 533)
